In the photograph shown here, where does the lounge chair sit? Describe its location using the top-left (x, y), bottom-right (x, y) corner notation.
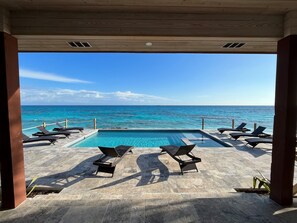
top-left (217, 122), bottom-right (250, 134)
top-left (160, 145), bottom-right (201, 174)
top-left (246, 137), bottom-right (297, 148)
top-left (22, 133), bottom-right (58, 145)
top-left (230, 126), bottom-right (267, 140)
top-left (53, 122), bottom-right (84, 132)
top-left (33, 126), bottom-right (71, 138)
top-left (245, 138), bottom-right (272, 148)
top-left (93, 145), bottom-right (133, 177)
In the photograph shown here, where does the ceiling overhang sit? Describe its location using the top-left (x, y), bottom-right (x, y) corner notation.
top-left (0, 1), bottom-right (297, 53)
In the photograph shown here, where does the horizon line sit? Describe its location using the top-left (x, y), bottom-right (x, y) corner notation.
top-left (21, 104), bottom-right (274, 106)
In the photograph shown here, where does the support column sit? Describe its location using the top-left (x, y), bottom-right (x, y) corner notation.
top-left (0, 32), bottom-right (26, 209)
top-left (270, 35), bottom-right (297, 205)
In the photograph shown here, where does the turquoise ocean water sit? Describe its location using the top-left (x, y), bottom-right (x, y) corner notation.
top-left (21, 106), bottom-right (274, 135)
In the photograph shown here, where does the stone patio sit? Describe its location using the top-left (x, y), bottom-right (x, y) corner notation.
top-left (1, 129), bottom-right (297, 222)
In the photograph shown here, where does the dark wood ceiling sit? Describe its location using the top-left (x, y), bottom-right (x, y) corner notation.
top-left (1, 0), bottom-right (296, 52)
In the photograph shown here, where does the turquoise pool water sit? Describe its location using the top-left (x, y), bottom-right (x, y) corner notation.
top-left (71, 130), bottom-right (226, 148)
top-left (189, 139), bottom-right (228, 148)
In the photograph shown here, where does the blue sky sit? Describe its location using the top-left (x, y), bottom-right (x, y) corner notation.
top-left (19, 53), bottom-right (276, 105)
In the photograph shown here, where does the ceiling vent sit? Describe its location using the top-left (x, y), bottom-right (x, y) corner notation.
top-left (223, 43), bottom-right (245, 48)
top-left (67, 41), bottom-right (92, 48)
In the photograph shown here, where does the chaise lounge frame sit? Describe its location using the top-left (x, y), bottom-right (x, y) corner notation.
top-left (245, 138), bottom-right (273, 148)
top-left (33, 126), bottom-right (72, 138)
top-left (22, 133), bottom-right (58, 145)
top-left (160, 145), bottom-right (201, 174)
top-left (230, 126), bottom-right (267, 140)
top-left (53, 122), bottom-right (84, 132)
top-left (217, 122), bottom-right (249, 134)
top-left (93, 145), bottom-right (133, 177)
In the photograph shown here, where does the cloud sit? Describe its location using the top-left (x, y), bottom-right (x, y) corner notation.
top-left (21, 88), bottom-right (173, 105)
top-left (20, 69), bottom-right (92, 84)
top-left (113, 91), bottom-right (169, 102)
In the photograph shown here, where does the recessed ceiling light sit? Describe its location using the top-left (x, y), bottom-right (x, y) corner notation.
top-left (145, 42), bottom-right (153, 46)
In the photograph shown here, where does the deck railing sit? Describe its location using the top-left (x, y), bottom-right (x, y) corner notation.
top-left (22, 117), bottom-right (260, 133)
top-left (200, 117), bottom-right (258, 131)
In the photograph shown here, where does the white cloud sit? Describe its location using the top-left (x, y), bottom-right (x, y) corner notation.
top-left (20, 69), bottom-right (92, 84)
top-left (21, 88), bottom-right (173, 105)
top-left (113, 91), bottom-right (169, 102)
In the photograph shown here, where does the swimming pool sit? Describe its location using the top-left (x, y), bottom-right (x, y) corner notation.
top-left (71, 130), bottom-right (228, 148)
top-left (189, 139), bottom-right (228, 148)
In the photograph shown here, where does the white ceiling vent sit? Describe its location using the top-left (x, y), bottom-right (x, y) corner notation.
top-left (67, 41), bottom-right (92, 48)
top-left (223, 43), bottom-right (245, 48)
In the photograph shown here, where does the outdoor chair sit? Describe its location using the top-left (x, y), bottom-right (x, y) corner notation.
top-left (230, 126), bottom-right (268, 140)
top-left (217, 122), bottom-right (250, 134)
top-left (22, 133), bottom-right (58, 145)
top-left (33, 126), bottom-right (71, 138)
top-left (53, 122), bottom-right (84, 132)
top-left (246, 137), bottom-right (297, 148)
top-left (245, 138), bottom-right (273, 148)
top-left (160, 144), bottom-right (201, 174)
top-left (93, 145), bottom-right (133, 177)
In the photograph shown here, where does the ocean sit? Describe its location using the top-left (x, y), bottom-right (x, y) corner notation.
top-left (21, 105), bottom-right (274, 135)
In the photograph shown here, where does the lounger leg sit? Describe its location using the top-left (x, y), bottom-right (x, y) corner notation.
top-left (95, 165), bottom-right (116, 177)
top-left (180, 166), bottom-right (184, 175)
top-left (95, 167), bottom-right (100, 175)
top-left (180, 163), bottom-right (198, 174)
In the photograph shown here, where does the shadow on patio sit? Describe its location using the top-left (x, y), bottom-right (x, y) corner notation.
top-left (91, 153), bottom-right (175, 190)
top-left (26, 155), bottom-right (98, 189)
top-left (211, 132), bottom-right (271, 158)
top-left (1, 193), bottom-right (296, 223)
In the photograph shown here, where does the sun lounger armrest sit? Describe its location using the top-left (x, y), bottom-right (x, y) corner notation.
top-left (93, 155), bottom-right (120, 168)
top-left (93, 154), bottom-right (111, 164)
top-left (186, 153), bottom-right (201, 161)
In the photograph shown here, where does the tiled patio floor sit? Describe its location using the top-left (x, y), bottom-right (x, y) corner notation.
top-left (1, 129), bottom-right (296, 222)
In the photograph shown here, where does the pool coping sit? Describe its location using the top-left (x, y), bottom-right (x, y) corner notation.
top-left (198, 130), bottom-right (233, 147)
top-left (65, 128), bottom-right (232, 148)
top-left (63, 129), bottom-right (98, 148)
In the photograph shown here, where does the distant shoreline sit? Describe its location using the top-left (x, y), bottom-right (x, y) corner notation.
top-left (21, 105), bottom-right (274, 107)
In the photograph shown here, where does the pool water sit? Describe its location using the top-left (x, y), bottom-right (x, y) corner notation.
top-left (71, 130), bottom-right (226, 148)
top-left (189, 139), bottom-right (227, 147)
